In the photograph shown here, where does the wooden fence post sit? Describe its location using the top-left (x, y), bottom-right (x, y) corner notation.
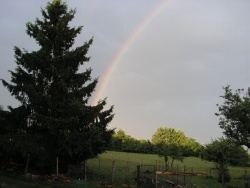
top-left (155, 170), bottom-right (158, 188)
top-left (98, 157), bottom-right (100, 169)
top-left (176, 164), bottom-right (179, 183)
top-left (111, 161), bottom-right (115, 184)
top-left (245, 169), bottom-right (248, 188)
top-left (84, 160), bottom-right (87, 180)
top-left (56, 157), bottom-right (59, 176)
top-left (183, 165), bottom-right (186, 185)
top-left (191, 167), bottom-right (193, 185)
top-left (137, 165), bottom-right (140, 187)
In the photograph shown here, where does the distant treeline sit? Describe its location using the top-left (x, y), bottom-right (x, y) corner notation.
top-left (107, 129), bottom-right (203, 157)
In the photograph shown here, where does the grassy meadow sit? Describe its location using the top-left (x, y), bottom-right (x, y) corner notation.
top-left (0, 151), bottom-right (249, 187)
top-left (86, 151), bottom-right (250, 187)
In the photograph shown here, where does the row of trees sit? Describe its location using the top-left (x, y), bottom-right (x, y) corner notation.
top-left (0, 0), bottom-right (114, 175)
top-left (108, 129), bottom-right (154, 154)
top-left (108, 128), bottom-right (204, 168)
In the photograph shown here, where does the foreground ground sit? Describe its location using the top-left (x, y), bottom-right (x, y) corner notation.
top-left (0, 170), bottom-right (98, 188)
top-left (0, 151), bottom-right (249, 187)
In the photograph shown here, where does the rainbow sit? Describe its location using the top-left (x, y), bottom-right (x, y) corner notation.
top-left (92, 0), bottom-right (170, 105)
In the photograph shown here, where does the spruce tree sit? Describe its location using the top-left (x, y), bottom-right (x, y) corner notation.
top-left (1, 0), bottom-right (114, 173)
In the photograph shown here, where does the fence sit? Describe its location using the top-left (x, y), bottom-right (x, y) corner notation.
top-left (86, 158), bottom-right (137, 186)
top-left (86, 157), bottom-right (250, 187)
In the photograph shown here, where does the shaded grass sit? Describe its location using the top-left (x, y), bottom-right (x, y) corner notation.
top-left (191, 177), bottom-right (224, 188)
top-left (0, 170), bottom-right (98, 188)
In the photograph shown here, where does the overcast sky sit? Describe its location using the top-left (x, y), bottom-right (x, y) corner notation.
top-left (0, 0), bottom-right (249, 144)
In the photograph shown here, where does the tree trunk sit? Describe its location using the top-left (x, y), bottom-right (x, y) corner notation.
top-left (170, 158), bottom-right (175, 171)
top-left (84, 160), bottom-right (87, 180)
top-left (164, 156), bottom-right (168, 171)
top-left (111, 161), bottom-right (115, 184)
top-left (222, 172), bottom-right (225, 185)
top-left (56, 157), bottom-right (59, 176)
top-left (81, 160), bottom-right (87, 180)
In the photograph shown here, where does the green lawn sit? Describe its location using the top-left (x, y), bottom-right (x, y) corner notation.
top-left (87, 151), bottom-right (250, 187)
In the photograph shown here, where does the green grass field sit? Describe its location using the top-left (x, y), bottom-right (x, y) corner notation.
top-left (1, 151), bottom-right (249, 187)
top-left (87, 151), bottom-right (250, 187)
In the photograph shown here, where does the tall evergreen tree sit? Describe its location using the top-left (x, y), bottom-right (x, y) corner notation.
top-left (1, 0), bottom-right (114, 173)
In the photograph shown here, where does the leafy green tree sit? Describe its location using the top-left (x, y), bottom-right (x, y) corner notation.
top-left (115, 129), bottom-right (127, 141)
top-left (153, 143), bottom-right (169, 169)
top-left (108, 136), bottom-right (122, 152)
top-left (108, 129), bottom-right (153, 154)
top-left (154, 143), bottom-right (184, 170)
top-left (216, 86), bottom-right (250, 148)
top-left (1, 0), bottom-right (114, 173)
top-left (113, 129), bottom-right (137, 152)
top-left (152, 127), bottom-right (187, 145)
top-left (182, 137), bottom-right (204, 157)
top-left (136, 139), bottom-right (153, 154)
top-left (152, 127), bottom-right (187, 169)
top-left (167, 144), bottom-right (184, 169)
top-left (203, 138), bottom-right (249, 185)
